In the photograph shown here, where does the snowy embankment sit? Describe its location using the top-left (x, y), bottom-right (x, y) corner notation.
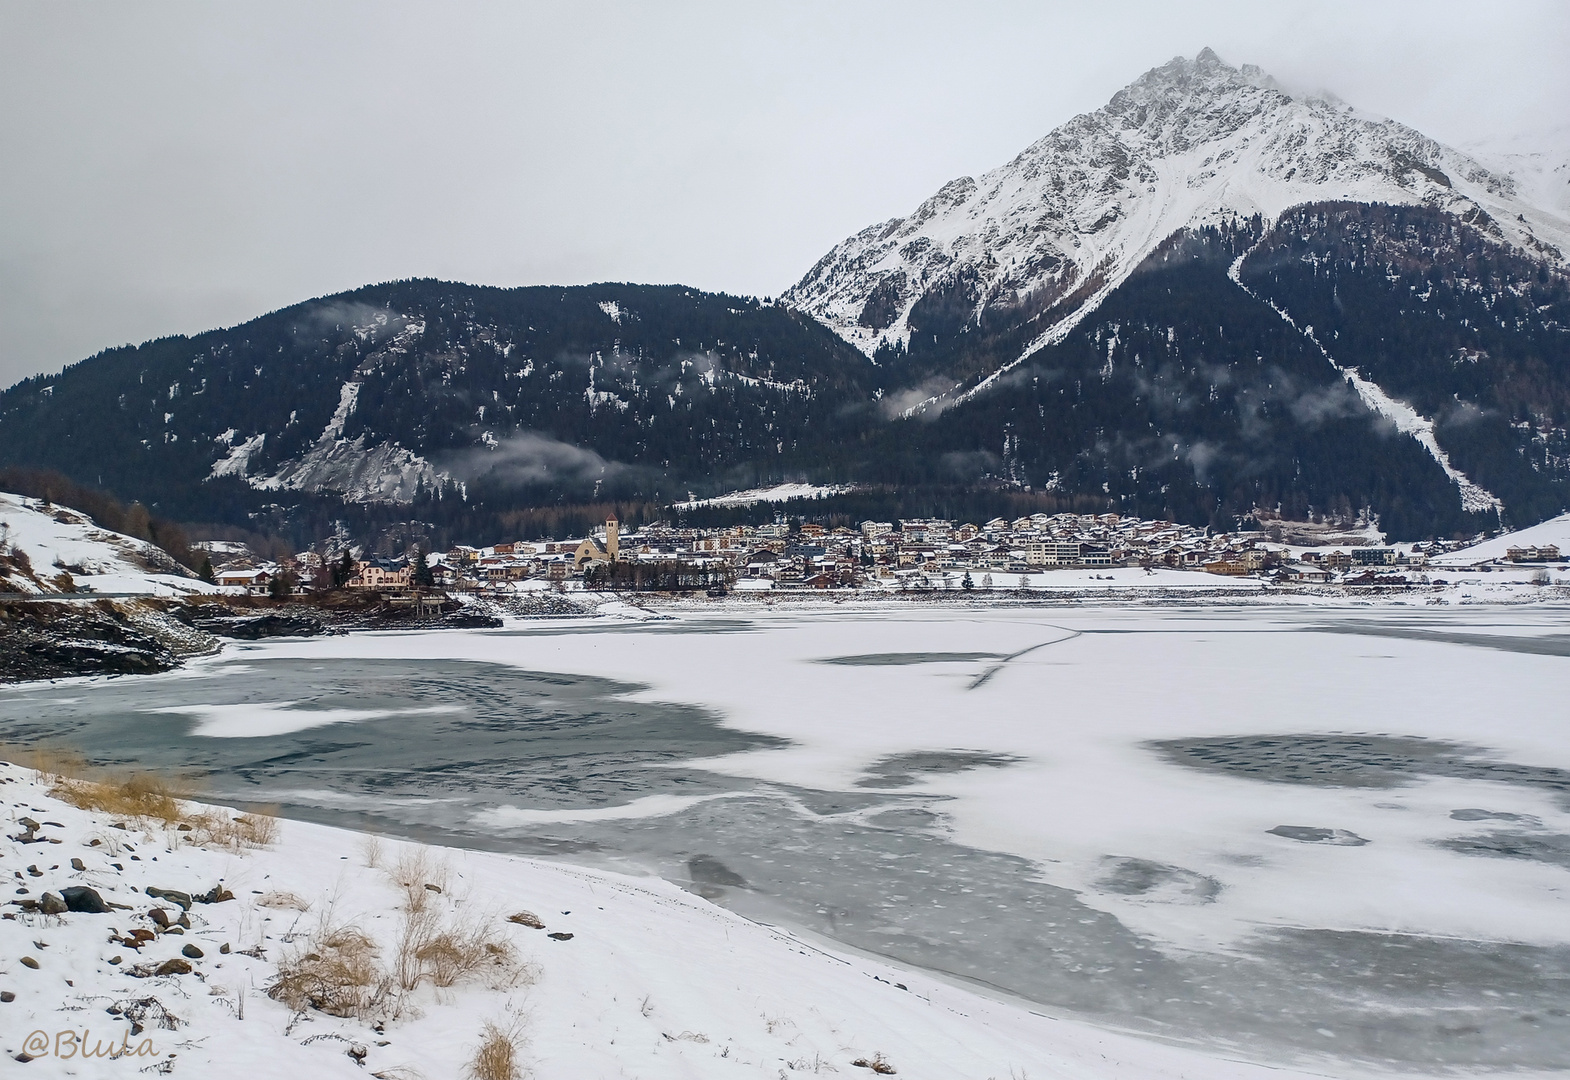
top-left (1433, 511), bottom-right (1570, 565)
top-left (2, 761), bottom-right (1364, 1080)
top-left (0, 491), bottom-right (220, 681)
top-left (0, 492), bottom-right (212, 598)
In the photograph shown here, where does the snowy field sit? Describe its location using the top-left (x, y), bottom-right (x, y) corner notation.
top-left (4, 602), bottom-right (1570, 1074)
top-left (0, 492), bottom-right (211, 597)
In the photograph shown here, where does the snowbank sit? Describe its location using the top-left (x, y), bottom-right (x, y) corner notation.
top-left (1433, 512), bottom-right (1570, 566)
top-left (0, 492), bottom-right (211, 597)
top-left (1, 761), bottom-right (1390, 1080)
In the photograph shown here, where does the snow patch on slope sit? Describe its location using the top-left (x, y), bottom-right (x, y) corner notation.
top-left (1431, 511), bottom-right (1570, 564)
top-left (251, 379), bottom-right (445, 503)
top-left (0, 491), bottom-right (208, 596)
top-left (1464, 125), bottom-right (1570, 219)
top-left (208, 432), bottom-right (265, 480)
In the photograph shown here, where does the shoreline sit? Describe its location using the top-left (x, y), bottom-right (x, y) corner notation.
top-left (0, 761), bottom-right (1401, 1080)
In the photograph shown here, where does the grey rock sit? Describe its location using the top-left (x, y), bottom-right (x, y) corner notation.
top-left (60, 886), bottom-right (109, 914)
top-left (145, 886), bottom-right (192, 910)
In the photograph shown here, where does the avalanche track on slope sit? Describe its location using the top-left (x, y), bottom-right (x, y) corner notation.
top-left (1226, 251), bottom-right (1504, 515)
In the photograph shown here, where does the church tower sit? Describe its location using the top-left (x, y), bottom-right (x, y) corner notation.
top-left (605, 516), bottom-right (619, 561)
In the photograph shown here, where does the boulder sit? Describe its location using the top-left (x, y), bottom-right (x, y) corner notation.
top-left (60, 886), bottom-right (109, 914)
top-left (145, 886), bottom-right (193, 910)
top-left (38, 892), bottom-right (67, 915)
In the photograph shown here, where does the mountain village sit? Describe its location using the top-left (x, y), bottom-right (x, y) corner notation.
top-left (201, 509), bottom-right (1564, 600)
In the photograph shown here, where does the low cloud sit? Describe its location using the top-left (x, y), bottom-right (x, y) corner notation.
top-left (442, 431), bottom-right (622, 488)
top-left (1286, 379), bottom-right (1363, 426)
top-left (1440, 399), bottom-right (1491, 428)
top-left (878, 376), bottom-right (959, 420)
top-left (298, 300), bottom-right (397, 335)
top-left (940, 449), bottom-right (1000, 480)
top-left (1176, 439), bottom-right (1225, 483)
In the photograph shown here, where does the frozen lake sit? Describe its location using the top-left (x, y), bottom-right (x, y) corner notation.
top-left (3, 603), bottom-right (1569, 1071)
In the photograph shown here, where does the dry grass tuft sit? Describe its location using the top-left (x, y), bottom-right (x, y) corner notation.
top-left (52, 771), bottom-right (184, 824)
top-left (851, 1053), bottom-right (896, 1074)
top-left (268, 924), bottom-right (392, 1020)
top-left (396, 904), bottom-right (522, 991)
top-left (4, 741), bottom-right (277, 852)
top-left (361, 832), bottom-right (385, 868)
top-left (390, 847), bottom-right (449, 912)
top-left (466, 1017), bottom-right (528, 1080)
top-left (185, 807), bottom-right (280, 850)
top-left (257, 890), bottom-right (312, 911)
top-left (387, 845), bottom-right (532, 993)
top-left (368, 1067), bottom-right (426, 1080)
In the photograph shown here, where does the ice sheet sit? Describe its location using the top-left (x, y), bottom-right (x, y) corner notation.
top-left (4, 604), bottom-right (1569, 1068)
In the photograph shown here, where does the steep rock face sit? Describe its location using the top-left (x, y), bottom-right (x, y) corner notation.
top-left (785, 49), bottom-right (1568, 383)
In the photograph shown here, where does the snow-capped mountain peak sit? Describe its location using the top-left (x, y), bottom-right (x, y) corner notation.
top-left (784, 49), bottom-right (1570, 362)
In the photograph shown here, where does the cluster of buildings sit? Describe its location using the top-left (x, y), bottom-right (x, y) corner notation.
top-left (196, 512), bottom-right (1545, 597)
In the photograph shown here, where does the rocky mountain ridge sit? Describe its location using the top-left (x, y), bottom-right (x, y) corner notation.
top-left (784, 49), bottom-right (1568, 379)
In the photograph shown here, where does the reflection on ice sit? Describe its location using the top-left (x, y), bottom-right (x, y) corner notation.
top-left (856, 749), bottom-right (1023, 789)
top-left (157, 701), bottom-right (461, 738)
top-left (1155, 732), bottom-right (1570, 802)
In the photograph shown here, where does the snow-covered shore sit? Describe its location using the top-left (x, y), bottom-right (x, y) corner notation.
top-left (1, 760), bottom-right (1461, 1080)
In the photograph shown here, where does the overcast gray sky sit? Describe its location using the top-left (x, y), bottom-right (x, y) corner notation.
top-left (2, 0), bottom-right (1566, 386)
